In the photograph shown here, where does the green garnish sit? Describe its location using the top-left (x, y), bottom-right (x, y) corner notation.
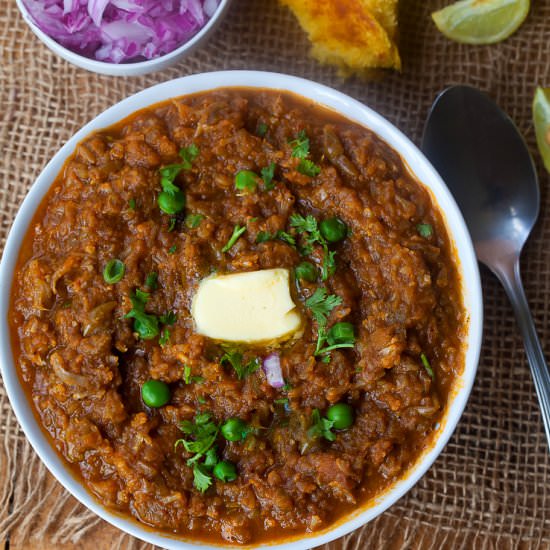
top-left (289, 130), bottom-right (310, 159)
top-left (103, 259), bottom-right (125, 284)
top-left (141, 379), bottom-right (171, 408)
top-left (159, 328), bottom-right (171, 346)
top-left (159, 311), bottom-right (177, 325)
top-left (157, 144), bottom-right (199, 216)
top-left (257, 122), bottom-right (268, 137)
top-left (235, 170), bottom-right (259, 191)
top-left (289, 131), bottom-right (321, 178)
top-left (421, 353), bottom-right (435, 380)
top-left (326, 403), bottom-right (354, 430)
top-left (168, 244), bottom-right (177, 254)
top-left (183, 365), bottom-right (204, 385)
top-left (315, 322), bottom-right (356, 356)
top-left (213, 461), bottom-right (237, 482)
top-left (125, 291), bottom-right (175, 342)
top-left (179, 144), bottom-right (200, 170)
top-left (221, 349), bottom-right (261, 380)
top-left (186, 213), bottom-right (204, 228)
top-left (417, 223), bottom-right (434, 238)
top-left (297, 159), bottom-right (321, 177)
top-left (175, 412), bottom-right (219, 493)
top-left (129, 198), bottom-right (136, 210)
top-left (305, 288), bottom-right (342, 326)
top-left (305, 290), bottom-right (355, 358)
top-left (221, 225), bottom-right (246, 252)
top-left (167, 217), bottom-right (177, 232)
top-left (255, 229), bottom-right (296, 247)
top-left (261, 162), bottom-right (276, 190)
top-left (145, 272), bottom-right (158, 290)
top-left (308, 409), bottom-right (336, 442)
top-left (125, 290), bottom-right (159, 340)
top-left (193, 463), bottom-right (213, 493)
top-left (198, 396), bottom-right (207, 404)
top-left (290, 213), bottom-right (336, 280)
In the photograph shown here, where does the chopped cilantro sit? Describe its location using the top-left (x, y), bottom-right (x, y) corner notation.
top-left (235, 170), bottom-right (259, 191)
top-left (221, 225), bottom-right (246, 253)
top-left (421, 353), bottom-right (435, 380)
top-left (125, 290), bottom-right (159, 340)
top-left (274, 398), bottom-right (289, 406)
top-left (289, 130), bottom-right (310, 159)
top-left (168, 245), bottom-right (177, 254)
top-left (221, 349), bottom-right (261, 380)
top-left (159, 311), bottom-right (177, 325)
top-left (308, 409), bottom-right (336, 442)
top-left (193, 463), bottom-right (213, 493)
top-left (179, 144), bottom-right (200, 170)
top-left (255, 229), bottom-right (296, 248)
top-left (186, 213), bottom-right (204, 228)
top-left (175, 412), bottom-right (219, 493)
top-left (257, 122), bottom-right (268, 137)
top-left (290, 213), bottom-right (335, 280)
top-left (198, 396), bottom-right (207, 404)
top-left (261, 162), bottom-right (276, 190)
top-left (129, 198), bottom-right (136, 210)
top-left (167, 217), bottom-right (177, 232)
top-left (305, 288), bottom-right (342, 327)
top-left (183, 365), bottom-right (205, 385)
top-left (145, 272), bottom-right (158, 290)
top-left (159, 328), bottom-right (171, 346)
top-left (298, 159), bottom-right (321, 177)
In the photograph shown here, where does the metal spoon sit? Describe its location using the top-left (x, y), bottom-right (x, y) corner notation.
top-left (422, 85), bottom-right (550, 450)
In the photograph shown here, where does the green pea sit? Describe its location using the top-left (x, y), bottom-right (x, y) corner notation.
top-left (141, 379), bottom-right (170, 408)
top-left (327, 322), bottom-right (355, 345)
top-left (221, 418), bottom-right (249, 441)
top-left (103, 259), bottom-right (125, 284)
top-left (295, 261), bottom-right (318, 283)
top-left (213, 460), bottom-right (237, 482)
top-left (320, 217), bottom-right (348, 243)
top-left (235, 170), bottom-right (258, 191)
top-left (326, 403), bottom-right (354, 430)
top-left (158, 189), bottom-right (185, 214)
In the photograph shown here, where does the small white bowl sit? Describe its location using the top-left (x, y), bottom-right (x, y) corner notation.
top-left (0, 71), bottom-right (483, 549)
top-left (15, 0), bottom-right (233, 76)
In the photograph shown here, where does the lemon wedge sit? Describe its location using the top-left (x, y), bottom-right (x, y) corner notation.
top-left (533, 87), bottom-right (550, 174)
top-left (432, 0), bottom-right (530, 45)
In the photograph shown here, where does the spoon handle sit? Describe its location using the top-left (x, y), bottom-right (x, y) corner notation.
top-left (495, 258), bottom-right (550, 451)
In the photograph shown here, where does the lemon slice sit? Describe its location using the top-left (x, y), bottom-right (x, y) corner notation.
top-left (432, 0), bottom-right (530, 45)
top-left (533, 87), bottom-right (550, 174)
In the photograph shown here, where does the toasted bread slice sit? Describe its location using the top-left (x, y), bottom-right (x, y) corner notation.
top-left (280, 0), bottom-right (401, 75)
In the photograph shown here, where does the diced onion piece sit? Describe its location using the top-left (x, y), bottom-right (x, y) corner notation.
top-left (263, 353), bottom-right (284, 389)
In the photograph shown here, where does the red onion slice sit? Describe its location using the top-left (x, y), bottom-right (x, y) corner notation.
top-left (262, 353), bottom-right (284, 388)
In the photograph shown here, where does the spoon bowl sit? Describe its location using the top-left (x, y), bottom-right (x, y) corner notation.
top-left (422, 85), bottom-right (550, 450)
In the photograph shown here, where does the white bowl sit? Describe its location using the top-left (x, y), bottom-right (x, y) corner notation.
top-left (15, 0), bottom-right (233, 76)
top-left (0, 71), bottom-right (483, 549)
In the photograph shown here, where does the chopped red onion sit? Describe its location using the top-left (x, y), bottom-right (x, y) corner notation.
top-left (262, 353), bottom-right (285, 389)
top-left (22, 0), bottom-right (221, 63)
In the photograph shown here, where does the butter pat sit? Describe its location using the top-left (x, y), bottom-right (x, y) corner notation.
top-left (191, 268), bottom-right (302, 344)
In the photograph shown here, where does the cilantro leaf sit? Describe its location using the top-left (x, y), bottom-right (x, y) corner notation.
top-left (159, 328), bottom-right (171, 346)
top-left (179, 144), bottom-right (200, 170)
top-left (186, 213), bottom-right (204, 228)
top-left (125, 290), bottom-right (159, 340)
top-left (305, 288), bottom-right (342, 327)
top-left (421, 353), bottom-right (435, 380)
top-left (193, 463), bottom-right (213, 493)
top-left (145, 272), bottom-right (158, 290)
top-left (307, 409), bottom-right (336, 442)
top-left (221, 349), bottom-right (261, 380)
top-left (289, 130), bottom-right (310, 159)
top-left (257, 122), bottom-right (268, 137)
top-left (183, 365), bottom-right (204, 385)
top-left (221, 225), bottom-right (246, 252)
top-left (298, 159), bottom-right (321, 177)
top-left (261, 162), bottom-right (276, 190)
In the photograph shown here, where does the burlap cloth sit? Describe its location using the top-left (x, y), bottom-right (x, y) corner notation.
top-left (1, 0), bottom-right (549, 548)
